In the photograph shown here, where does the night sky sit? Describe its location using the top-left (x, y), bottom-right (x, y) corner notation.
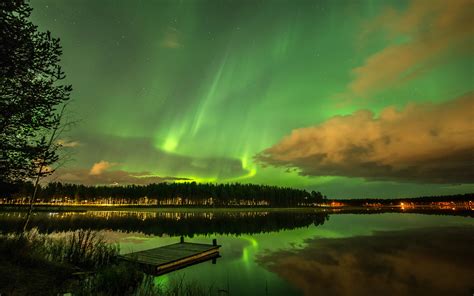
top-left (30, 0), bottom-right (473, 198)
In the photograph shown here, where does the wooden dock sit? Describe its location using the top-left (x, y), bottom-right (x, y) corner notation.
top-left (119, 238), bottom-right (221, 275)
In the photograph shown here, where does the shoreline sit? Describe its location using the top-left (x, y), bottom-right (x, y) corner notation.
top-left (0, 205), bottom-right (323, 212)
top-left (0, 204), bottom-right (472, 216)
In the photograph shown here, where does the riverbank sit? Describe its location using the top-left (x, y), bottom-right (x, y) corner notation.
top-left (0, 229), bottom-right (215, 295)
top-left (0, 204), bottom-right (472, 217)
top-left (0, 204), bottom-right (323, 212)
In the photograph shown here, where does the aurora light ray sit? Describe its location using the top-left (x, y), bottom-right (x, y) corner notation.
top-left (31, 0), bottom-right (474, 197)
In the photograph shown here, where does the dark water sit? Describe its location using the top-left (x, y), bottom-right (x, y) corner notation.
top-left (1, 210), bottom-right (473, 296)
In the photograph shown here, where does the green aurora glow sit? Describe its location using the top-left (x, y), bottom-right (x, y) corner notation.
top-left (30, 0), bottom-right (474, 197)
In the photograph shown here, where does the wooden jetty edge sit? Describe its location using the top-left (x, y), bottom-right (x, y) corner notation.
top-left (119, 238), bottom-right (221, 275)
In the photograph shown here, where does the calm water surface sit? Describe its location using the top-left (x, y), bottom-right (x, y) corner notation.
top-left (1, 210), bottom-right (473, 296)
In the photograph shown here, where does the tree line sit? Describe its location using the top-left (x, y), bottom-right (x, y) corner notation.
top-left (332, 193), bottom-right (473, 206)
top-left (2, 181), bottom-right (327, 207)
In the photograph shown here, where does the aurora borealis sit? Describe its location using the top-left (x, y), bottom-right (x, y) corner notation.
top-left (30, 0), bottom-right (473, 198)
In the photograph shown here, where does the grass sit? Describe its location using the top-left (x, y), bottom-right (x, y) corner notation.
top-left (0, 231), bottom-right (73, 295)
top-left (75, 267), bottom-right (219, 296)
top-left (156, 275), bottom-right (223, 296)
top-left (12, 228), bottom-right (119, 269)
top-left (49, 229), bottom-right (119, 269)
top-left (0, 229), bottom-right (225, 295)
top-left (0, 228), bottom-right (119, 295)
top-left (72, 262), bottom-right (145, 296)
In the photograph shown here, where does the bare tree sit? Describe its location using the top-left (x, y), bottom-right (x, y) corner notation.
top-left (22, 104), bottom-right (75, 231)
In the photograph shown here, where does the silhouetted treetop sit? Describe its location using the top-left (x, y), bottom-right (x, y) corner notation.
top-left (1, 0), bottom-right (72, 183)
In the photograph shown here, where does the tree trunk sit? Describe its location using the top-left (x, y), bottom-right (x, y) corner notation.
top-left (22, 106), bottom-right (66, 232)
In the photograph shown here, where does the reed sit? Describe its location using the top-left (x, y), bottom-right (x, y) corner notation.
top-left (0, 228), bottom-right (119, 269)
top-left (47, 229), bottom-right (119, 269)
top-left (1, 230), bottom-right (221, 295)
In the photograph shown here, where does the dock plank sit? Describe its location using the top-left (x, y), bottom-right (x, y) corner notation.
top-left (119, 240), bottom-right (221, 275)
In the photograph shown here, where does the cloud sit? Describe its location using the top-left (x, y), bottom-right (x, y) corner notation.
top-left (256, 93), bottom-right (474, 183)
top-left (52, 168), bottom-right (191, 186)
top-left (68, 134), bottom-right (250, 180)
top-left (89, 160), bottom-right (118, 175)
top-left (257, 227), bottom-right (474, 296)
top-left (161, 26), bottom-right (181, 49)
top-left (344, 0), bottom-right (473, 98)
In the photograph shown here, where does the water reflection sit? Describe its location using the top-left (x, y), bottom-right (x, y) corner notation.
top-left (257, 226), bottom-right (474, 296)
top-left (0, 210), bottom-right (472, 295)
top-left (0, 210), bottom-right (329, 236)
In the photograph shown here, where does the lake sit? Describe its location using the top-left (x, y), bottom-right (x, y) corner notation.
top-left (1, 209), bottom-right (473, 296)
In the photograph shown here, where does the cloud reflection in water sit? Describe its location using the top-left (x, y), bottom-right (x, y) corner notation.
top-left (258, 227), bottom-right (474, 296)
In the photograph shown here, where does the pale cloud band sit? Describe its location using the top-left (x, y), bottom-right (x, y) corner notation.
top-left (256, 93), bottom-right (474, 183)
top-left (341, 0), bottom-right (473, 99)
top-left (50, 161), bottom-right (191, 186)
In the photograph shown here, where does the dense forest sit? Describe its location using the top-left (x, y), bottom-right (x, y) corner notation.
top-left (1, 182), bottom-right (326, 207)
top-left (1, 182), bottom-right (471, 208)
top-left (334, 193), bottom-right (473, 206)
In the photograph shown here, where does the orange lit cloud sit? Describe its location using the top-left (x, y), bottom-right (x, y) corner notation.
top-left (345, 0), bottom-right (473, 98)
top-left (256, 93), bottom-right (474, 183)
top-left (89, 160), bottom-right (118, 175)
top-left (53, 168), bottom-right (191, 186)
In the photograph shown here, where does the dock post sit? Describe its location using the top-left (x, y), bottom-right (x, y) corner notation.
top-left (180, 236), bottom-right (184, 243)
top-left (212, 239), bottom-right (217, 246)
